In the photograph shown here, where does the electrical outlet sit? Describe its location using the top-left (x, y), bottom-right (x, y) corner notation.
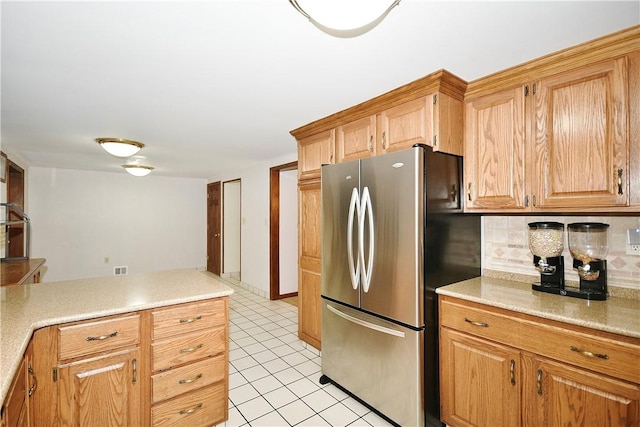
top-left (626, 228), bottom-right (640, 256)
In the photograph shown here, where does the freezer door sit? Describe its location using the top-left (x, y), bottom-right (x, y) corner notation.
top-left (321, 159), bottom-right (361, 308)
top-left (321, 301), bottom-right (425, 427)
top-left (360, 147), bottom-right (424, 327)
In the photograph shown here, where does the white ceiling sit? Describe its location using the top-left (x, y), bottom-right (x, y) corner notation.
top-left (2, 1), bottom-right (638, 180)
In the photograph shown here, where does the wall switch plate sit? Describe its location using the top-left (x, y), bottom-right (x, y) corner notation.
top-left (626, 228), bottom-right (640, 256)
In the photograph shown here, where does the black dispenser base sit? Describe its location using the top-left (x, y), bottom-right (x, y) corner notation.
top-left (531, 283), bottom-right (607, 300)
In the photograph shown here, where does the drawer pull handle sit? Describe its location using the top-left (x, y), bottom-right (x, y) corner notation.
top-left (537, 369), bottom-right (543, 395)
top-left (86, 331), bottom-right (118, 341)
top-left (179, 315), bottom-right (203, 324)
top-left (570, 345), bottom-right (609, 360)
top-left (464, 318), bottom-right (489, 328)
top-left (179, 343), bottom-right (204, 354)
top-left (179, 373), bottom-right (203, 384)
top-left (509, 359), bottom-right (516, 386)
top-left (132, 359), bottom-right (137, 384)
top-left (179, 403), bottom-right (203, 415)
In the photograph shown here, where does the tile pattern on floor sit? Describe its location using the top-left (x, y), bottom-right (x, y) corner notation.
top-left (217, 280), bottom-right (395, 427)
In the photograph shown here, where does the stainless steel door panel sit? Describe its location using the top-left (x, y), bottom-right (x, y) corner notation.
top-left (322, 301), bottom-right (424, 427)
top-left (360, 147), bottom-right (424, 327)
top-left (321, 159), bottom-right (361, 307)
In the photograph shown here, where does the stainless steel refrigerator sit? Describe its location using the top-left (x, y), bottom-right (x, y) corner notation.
top-left (320, 144), bottom-right (481, 427)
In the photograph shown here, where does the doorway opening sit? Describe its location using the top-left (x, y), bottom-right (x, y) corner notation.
top-left (269, 161), bottom-right (298, 300)
top-left (222, 179), bottom-right (241, 281)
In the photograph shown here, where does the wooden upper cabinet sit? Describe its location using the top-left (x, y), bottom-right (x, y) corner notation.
top-left (378, 97), bottom-right (431, 155)
top-left (336, 115), bottom-right (376, 163)
top-left (463, 26), bottom-right (639, 213)
top-left (298, 130), bottom-right (335, 181)
top-left (533, 57), bottom-right (629, 209)
top-left (464, 85), bottom-right (527, 211)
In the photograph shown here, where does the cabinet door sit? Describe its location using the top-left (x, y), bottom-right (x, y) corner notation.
top-left (298, 181), bottom-right (321, 349)
top-left (433, 92), bottom-right (464, 156)
top-left (298, 130), bottom-right (335, 180)
top-left (533, 57), bottom-right (629, 209)
top-left (378, 97), bottom-right (432, 155)
top-left (3, 357), bottom-right (28, 427)
top-left (523, 355), bottom-right (640, 427)
top-left (440, 328), bottom-right (521, 427)
top-left (336, 115), bottom-right (376, 163)
top-left (58, 348), bottom-right (141, 427)
top-left (464, 86), bottom-right (527, 211)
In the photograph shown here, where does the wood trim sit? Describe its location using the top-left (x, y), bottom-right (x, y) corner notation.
top-left (269, 161), bottom-right (298, 301)
top-left (290, 69), bottom-right (467, 140)
top-left (465, 25), bottom-right (640, 99)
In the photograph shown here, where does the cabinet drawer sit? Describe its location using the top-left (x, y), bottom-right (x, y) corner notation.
top-left (440, 298), bottom-right (520, 344)
top-left (152, 327), bottom-right (226, 372)
top-left (58, 314), bottom-right (140, 360)
top-left (524, 321), bottom-right (640, 384)
top-left (152, 354), bottom-right (226, 403)
top-left (152, 299), bottom-right (226, 340)
top-left (440, 298), bottom-right (640, 384)
top-left (152, 382), bottom-right (227, 427)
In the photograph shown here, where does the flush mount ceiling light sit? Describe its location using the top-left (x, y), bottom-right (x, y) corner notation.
top-left (96, 138), bottom-right (144, 157)
top-left (289, 0), bottom-right (401, 38)
top-left (122, 164), bottom-right (154, 177)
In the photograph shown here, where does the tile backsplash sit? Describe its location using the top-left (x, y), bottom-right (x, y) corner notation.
top-left (483, 215), bottom-right (640, 291)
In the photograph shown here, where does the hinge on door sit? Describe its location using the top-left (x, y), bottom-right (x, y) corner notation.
top-left (52, 367), bottom-right (58, 382)
top-left (433, 135), bottom-right (438, 146)
top-left (433, 94), bottom-right (438, 105)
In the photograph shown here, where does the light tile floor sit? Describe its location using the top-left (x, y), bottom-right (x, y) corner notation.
top-left (216, 278), bottom-right (395, 427)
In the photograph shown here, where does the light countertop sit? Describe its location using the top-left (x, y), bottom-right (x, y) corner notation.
top-left (436, 276), bottom-right (640, 339)
top-left (0, 269), bottom-right (233, 405)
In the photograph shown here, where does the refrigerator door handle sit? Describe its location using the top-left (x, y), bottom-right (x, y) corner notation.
top-left (359, 186), bottom-right (375, 293)
top-left (327, 304), bottom-right (405, 338)
top-left (347, 187), bottom-right (361, 290)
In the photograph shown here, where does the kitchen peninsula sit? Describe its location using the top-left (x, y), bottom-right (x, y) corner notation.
top-left (0, 268), bottom-right (233, 426)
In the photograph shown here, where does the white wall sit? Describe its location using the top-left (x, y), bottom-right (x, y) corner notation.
top-left (279, 169), bottom-right (298, 295)
top-left (28, 167), bottom-right (207, 282)
top-left (210, 153), bottom-right (297, 296)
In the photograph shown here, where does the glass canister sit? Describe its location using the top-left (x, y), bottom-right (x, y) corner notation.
top-left (528, 222), bottom-right (564, 261)
top-left (567, 222), bottom-right (609, 280)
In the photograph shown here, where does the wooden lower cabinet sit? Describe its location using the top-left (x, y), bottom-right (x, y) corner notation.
top-left (439, 296), bottom-right (640, 427)
top-left (150, 299), bottom-right (229, 427)
top-left (1, 354), bottom-right (29, 427)
top-left (440, 328), bottom-right (520, 426)
top-left (57, 348), bottom-right (141, 426)
top-left (4, 297), bottom-right (229, 427)
top-left (522, 354), bottom-right (640, 426)
top-left (298, 181), bottom-right (322, 349)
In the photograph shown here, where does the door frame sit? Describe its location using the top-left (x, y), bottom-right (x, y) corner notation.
top-left (269, 161), bottom-right (298, 300)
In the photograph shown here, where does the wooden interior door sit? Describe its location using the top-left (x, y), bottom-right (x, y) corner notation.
top-left (207, 182), bottom-right (221, 275)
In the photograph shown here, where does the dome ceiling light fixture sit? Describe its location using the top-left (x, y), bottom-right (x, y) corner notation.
top-left (96, 137), bottom-right (144, 158)
top-left (122, 155), bottom-right (154, 177)
top-left (122, 164), bottom-right (154, 177)
top-left (289, 0), bottom-right (402, 38)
